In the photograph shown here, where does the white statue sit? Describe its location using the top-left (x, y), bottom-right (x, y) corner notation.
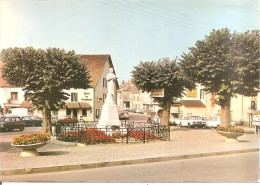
top-left (107, 68), bottom-right (117, 100)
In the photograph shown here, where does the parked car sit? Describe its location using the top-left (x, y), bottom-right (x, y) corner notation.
top-left (0, 116), bottom-right (26, 132)
top-left (175, 116), bottom-right (206, 128)
top-left (52, 115), bottom-right (78, 126)
top-left (136, 109), bottom-right (145, 114)
top-left (169, 115), bottom-right (177, 126)
top-left (21, 116), bottom-right (42, 127)
top-left (119, 112), bottom-right (129, 120)
top-left (205, 116), bottom-right (221, 128)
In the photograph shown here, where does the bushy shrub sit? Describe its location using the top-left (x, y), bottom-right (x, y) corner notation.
top-left (216, 126), bottom-right (244, 133)
top-left (12, 133), bottom-right (51, 145)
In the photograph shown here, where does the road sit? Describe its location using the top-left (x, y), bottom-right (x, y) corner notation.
top-left (1, 152), bottom-right (259, 183)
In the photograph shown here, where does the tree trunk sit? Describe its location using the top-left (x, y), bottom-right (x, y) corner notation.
top-left (220, 95), bottom-right (231, 126)
top-left (161, 98), bottom-right (171, 126)
top-left (42, 107), bottom-right (52, 134)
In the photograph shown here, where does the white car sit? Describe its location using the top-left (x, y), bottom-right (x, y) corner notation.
top-left (252, 115), bottom-right (260, 126)
top-left (177, 116), bottom-right (206, 128)
top-left (206, 116), bottom-right (221, 128)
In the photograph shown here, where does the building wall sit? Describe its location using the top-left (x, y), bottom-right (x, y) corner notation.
top-left (94, 60), bottom-right (118, 121)
top-left (0, 87), bottom-right (25, 114)
top-left (59, 88), bottom-right (95, 121)
top-left (205, 93), bottom-right (259, 123)
top-left (180, 106), bottom-right (205, 118)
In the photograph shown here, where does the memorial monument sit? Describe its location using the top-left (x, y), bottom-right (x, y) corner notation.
top-left (97, 68), bottom-right (121, 128)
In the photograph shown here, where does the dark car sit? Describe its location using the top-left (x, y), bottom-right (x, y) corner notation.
top-left (21, 116), bottom-right (42, 127)
top-left (119, 112), bottom-right (129, 120)
top-left (0, 116), bottom-right (26, 132)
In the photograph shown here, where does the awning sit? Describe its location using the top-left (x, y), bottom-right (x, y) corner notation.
top-left (179, 100), bottom-right (205, 107)
top-left (65, 102), bottom-right (92, 109)
top-left (65, 102), bottom-right (80, 109)
top-left (21, 101), bottom-right (33, 108)
top-left (79, 102), bottom-right (91, 109)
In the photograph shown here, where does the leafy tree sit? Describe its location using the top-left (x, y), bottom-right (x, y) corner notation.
top-left (180, 28), bottom-right (259, 126)
top-left (1, 47), bottom-right (91, 133)
top-left (131, 58), bottom-right (195, 126)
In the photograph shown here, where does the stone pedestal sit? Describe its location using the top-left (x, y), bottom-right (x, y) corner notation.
top-left (97, 95), bottom-right (121, 128)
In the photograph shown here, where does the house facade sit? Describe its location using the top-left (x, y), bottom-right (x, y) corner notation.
top-left (57, 55), bottom-right (119, 121)
top-left (0, 63), bottom-right (37, 115)
top-left (117, 80), bottom-right (159, 112)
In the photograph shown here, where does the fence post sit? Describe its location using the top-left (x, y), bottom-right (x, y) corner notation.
top-left (77, 122), bottom-right (79, 143)
top-left (158, 124), bottom-right (160, 137)
top-left (143, 126), bottom-right (146, 143)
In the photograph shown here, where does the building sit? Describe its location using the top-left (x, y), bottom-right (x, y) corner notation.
top-left (171, 84), bottom-right (206, 118)
top-left (0, 55), bottom-right (119, 121)
top-left (57, 55), bottom-right (119, 121)
top-left (171, 83), bottom-right (259, 125)
top-left (117, 80), bottom-right (159, 112)
top-left (0, 63), bottom-right (36, 116)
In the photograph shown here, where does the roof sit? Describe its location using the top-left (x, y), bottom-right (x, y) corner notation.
top-left (80, 55), bottom-right (119, 88)
top-left (180, 100), bottom-right (205, 107)
top-left (65, 102), bottom-right (92, 109)
top-left (0, 63), bottom-right (9, 87)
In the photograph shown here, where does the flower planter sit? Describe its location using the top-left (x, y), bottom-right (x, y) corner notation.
top-left (216, 131), bottom-right (244, 142)
top-left (11, 139), bottom-right (51, 157)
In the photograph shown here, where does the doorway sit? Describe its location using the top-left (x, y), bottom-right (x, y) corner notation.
top-left (73, 109), bottom-right (78, 118)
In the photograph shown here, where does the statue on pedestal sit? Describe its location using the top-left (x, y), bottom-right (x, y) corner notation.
top-left (97, 68), bottom-right (121, 128)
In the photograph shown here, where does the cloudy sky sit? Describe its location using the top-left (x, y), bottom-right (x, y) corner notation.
top-left (0, 0), bottom-right (259, 82)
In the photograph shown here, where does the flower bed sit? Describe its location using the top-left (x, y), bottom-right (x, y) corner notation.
top-left (57, 129), bottom-right (160, 144)
top-left (216, 126), bottom-right (244, 133)
top-left (12, 133), bottom-right (51, 145)
top-left (57, 129), bottom-right (116, 144)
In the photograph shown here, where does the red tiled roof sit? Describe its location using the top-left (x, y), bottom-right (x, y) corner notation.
top-left (0, 63), bottom-right (9, 87)
top-left (80, 55), bottom-right (109, 87)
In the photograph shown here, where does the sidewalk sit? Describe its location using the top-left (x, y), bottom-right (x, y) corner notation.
top-left (0, 129), bottom-right (259, 176)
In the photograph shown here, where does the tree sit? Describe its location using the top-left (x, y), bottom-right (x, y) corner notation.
top-left (131, 58), bottom-right (195, 126)
top-left (1, 47), bottom-right (91, 134)
top-left (180, 28), bottom-right (260, 126)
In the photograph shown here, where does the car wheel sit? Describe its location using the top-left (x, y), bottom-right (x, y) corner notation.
top-left (188, 123), bottom-right (191, 128)
top-left (20, 126), bottom-right (24, 131)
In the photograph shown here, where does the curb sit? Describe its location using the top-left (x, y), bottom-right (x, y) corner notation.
top-left (0, 148), bottom-right (259, 176)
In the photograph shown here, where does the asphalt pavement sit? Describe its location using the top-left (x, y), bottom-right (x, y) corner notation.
top-left (2, 152), bottom-right (258, 182)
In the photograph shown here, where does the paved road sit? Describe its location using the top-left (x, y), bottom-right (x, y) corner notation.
top-left (1, 152), bottom-right (259, 183)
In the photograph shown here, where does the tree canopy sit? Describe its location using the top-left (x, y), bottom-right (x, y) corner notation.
top-left (132, 58), bottom-right (195, 125)
top-left (179, 28), bottom-right (260, 125)
top-left (1, 47), bottom-right (91, 133)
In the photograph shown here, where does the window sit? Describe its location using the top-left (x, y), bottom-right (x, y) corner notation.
top-left (82, 109), bottom-right (87, 116)
top-left (200, 89), bottom-right (205, 100)
top-left (11, 92), bottom-right (18, 100)
top-left (103, 78), bottom-right (107, 88)
top-left (137, 96), bottom-right (139, 101)
top-left (66, 109), bottom-right (71, 116)
top-left (71, 93), bottom-right (78, 102)
top-left (96, 108), bottom-right (99, 118)
top-left (103, 94), bottom-right (107, 102)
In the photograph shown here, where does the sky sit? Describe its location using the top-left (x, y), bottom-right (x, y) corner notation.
top-left (0, 0), bottom-right (259, 83)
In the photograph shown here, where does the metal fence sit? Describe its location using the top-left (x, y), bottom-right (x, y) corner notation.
top-left (55, 121), bottom-right (170, 145)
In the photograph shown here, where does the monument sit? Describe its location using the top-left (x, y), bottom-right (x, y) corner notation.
top-left (97, 68), bottom-right (121, 128)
